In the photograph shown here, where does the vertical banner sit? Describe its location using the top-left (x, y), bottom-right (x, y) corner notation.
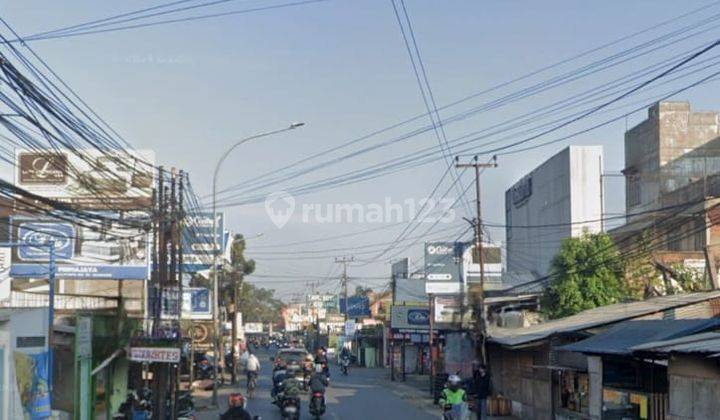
top-left (181, 212), bottom-right (224, 272)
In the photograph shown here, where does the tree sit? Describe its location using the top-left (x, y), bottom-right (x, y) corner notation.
top-left (354, 285), bottom-right (372, 297)
top-left (541, 232), bottom-right (628, 319)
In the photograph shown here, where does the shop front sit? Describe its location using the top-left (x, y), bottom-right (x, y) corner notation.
top-left (390, 305), bottom-right (432, 381)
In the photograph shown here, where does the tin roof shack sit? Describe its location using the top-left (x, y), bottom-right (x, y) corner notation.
top-left (487, 291), bottom-right (720, 420)
top-left (559, 319), bottom-right (720, 420)
top-left (632, 332), bottom-right (720, 420)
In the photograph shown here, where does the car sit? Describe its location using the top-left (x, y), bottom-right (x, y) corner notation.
top-left (272, 348), bottom-right (309, 370)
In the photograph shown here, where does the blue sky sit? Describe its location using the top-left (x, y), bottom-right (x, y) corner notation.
top-left (6, 0), bottom-right (720, 299)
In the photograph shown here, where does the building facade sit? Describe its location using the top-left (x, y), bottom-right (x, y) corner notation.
top-left (624, 101), bottom-right (720, 217)
top-left (505, 145), bottom-right (603, 277)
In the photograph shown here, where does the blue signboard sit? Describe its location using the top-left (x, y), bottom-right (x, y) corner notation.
top-left (407, 308), bottom-right (430, 326)
top-left (17, 222), bottom-right (75, 261)
top-left (10, 216), bottom-right (149, 280)
top-left (339, 295), bottom-right (371, 318)
top-left (182, 212), bottom-right (225, 272)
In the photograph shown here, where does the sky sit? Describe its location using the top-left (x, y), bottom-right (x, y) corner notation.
top-left (5, 0), bottom-right (720, 300)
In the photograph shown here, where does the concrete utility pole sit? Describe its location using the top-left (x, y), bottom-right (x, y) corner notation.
top-left (335, 256), bottom-right (354, 322)
top-left (455, 155), bottom-right (497, 364)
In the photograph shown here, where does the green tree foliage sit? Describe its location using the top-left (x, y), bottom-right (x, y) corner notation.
top-left (191, 234), bottom-right (283, 324)
top-left (354, 285), bottom-right (373, 297)
top-left (237, 282), bottom-right (285, 324)
top-left (541, 232), bottom-right (627, 319)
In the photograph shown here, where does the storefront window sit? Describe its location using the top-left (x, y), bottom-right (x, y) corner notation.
top-left (559, 370), bottom-right (589, 414)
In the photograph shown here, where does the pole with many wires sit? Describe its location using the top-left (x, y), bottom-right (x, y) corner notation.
top-left (455, 155), bottom-right (497, 364)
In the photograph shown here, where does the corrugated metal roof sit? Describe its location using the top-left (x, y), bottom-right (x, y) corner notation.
top-left (631, 331), bottom-right (720, 355)
top-left (488, 291), bottom-right (720, 347)
top-left (557, 319), bottom-right (720, 355)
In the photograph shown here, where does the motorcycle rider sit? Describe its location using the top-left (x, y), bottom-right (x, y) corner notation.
top-left (271, 362), bottom-right (288, 400)
top-left (220, 393), bottom-right (252, 420)
top-left (277, 365), bottom-right (303, 407)
top-left (314, 347), bottom-right (329, 377)
top-left (308, 363), bottom-right (329, 413)
top-left (439, 375), bottom-right (467, 415)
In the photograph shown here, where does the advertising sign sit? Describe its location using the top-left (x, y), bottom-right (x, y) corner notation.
top-left (243, 322), bottom-right (264, 334)
top-left (434, 296), bottom-right (463, 324)
top-left (183, 321), bottom-right (214, 350)
top-left (391, 305), bottom-right (430, 331)
top-left (339, 295), bottom-right (371, 318)
top-left (129, 347), bottom-right (181, 363)
top-left (16, 149), bottom-right (155, 210)
top-left (344, 320), bottom-right (357, 337)
top-left (392, 258), bottom-right (409, 279)
top-left (10, 215), bottom-right (150, 279)
top-left (181, 287), bottom-right (212, 320)
top-left (181, 212), bottom-right (225, 272)
top-left (425, 242), bottom-right (462, 284)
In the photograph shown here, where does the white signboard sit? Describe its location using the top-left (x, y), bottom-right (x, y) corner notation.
top-left (129, 347), bottom-right (181, 363)
top-left (244, 322), bottom-right (264, 334)
top-left (344, 320), bottom-right (357, 337)
top-left (76, 317), bottom-right (93, 358)
top-left (426, 282), bottom-right (462, 294)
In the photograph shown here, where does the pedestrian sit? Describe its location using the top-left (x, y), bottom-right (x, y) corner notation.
top-left (473, 363), bottom-right (492, 420)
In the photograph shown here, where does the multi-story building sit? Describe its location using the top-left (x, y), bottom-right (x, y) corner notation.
top-left (505, 145), bottom-right (604, 277)
top-left (624, 101), bottom-right (720, 217)
top-left (612, 101), bottom-right (720, 288)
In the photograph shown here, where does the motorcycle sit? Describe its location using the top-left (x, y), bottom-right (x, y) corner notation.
top-left (176, 390), bottom-right (196, 420)
top-left (280, 396), bottom-right (301, 419)
top-left (442, 402), bottom-right (470, 420)
top-left (340, 357), bottom-right (349, 376)
top-left (309, 391), bottom-right (326, 419)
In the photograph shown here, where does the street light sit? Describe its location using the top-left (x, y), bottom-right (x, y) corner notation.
top-left (210, 122), bottom-right (304, 406)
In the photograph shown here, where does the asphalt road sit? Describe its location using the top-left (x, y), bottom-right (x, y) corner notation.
top-left (196, 349), bottom-right (439, 420)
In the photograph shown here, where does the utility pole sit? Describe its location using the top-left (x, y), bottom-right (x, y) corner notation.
top-left (455, 155), bottom-right (497, 364)
top-left (335, 256), bottom-right (354, 322)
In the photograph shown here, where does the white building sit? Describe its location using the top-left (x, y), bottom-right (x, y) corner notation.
top-left (505, 145), bottom-right (603, 277)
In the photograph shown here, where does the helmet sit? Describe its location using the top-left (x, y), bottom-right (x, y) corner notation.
top-left (228, 392), bottom-right (245, 408)
top-left (305, 354), bottom-right (314, 362)
top-left (315, 363), bottom-right (324, 373)
top-left (448, 375), bottom-right (462, 391)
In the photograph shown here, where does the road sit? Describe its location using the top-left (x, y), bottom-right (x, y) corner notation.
top-left (196, 349), bottom-right (438, 420)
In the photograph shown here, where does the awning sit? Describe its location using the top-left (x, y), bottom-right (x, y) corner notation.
top-left (92, 349), bottom-right (124, 376)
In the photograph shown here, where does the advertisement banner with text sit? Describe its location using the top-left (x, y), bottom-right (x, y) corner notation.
top-left (182, 212), bottom-right (224, 272)
top-left (15, 149), bottom-right (155, 210)
top-left (10, 214), bottom-right (150, 279)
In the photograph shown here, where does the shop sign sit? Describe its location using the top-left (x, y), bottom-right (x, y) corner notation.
top-left (129, 347), bottom-right (180, 363)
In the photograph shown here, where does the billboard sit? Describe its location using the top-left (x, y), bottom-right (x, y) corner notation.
top-left (182, 321), bottom-right (214, 350)
top-left (425, 242), bottom-right (463, 294)
top-left (182, 212), bottom-right (224, 272)
top-left (391, 305), bottom-right (430, 331)
top-left (10, 214), bottom-right (150, 279)
top-left (182, 287), bottom-right (212, 320)
top-left (434, 296), bottom-right (463, 323)
top-left (15, 149), bottom-right (155, 210)
top-left (392, 258), bottom-right (409, 279)
top-left (244, 322), bottom-right (264, 334)
top-left (339, 295), bottom-right (371, 318)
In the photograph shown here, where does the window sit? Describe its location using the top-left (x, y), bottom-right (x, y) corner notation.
top-left (558, 370), bottom-right (589, 415)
